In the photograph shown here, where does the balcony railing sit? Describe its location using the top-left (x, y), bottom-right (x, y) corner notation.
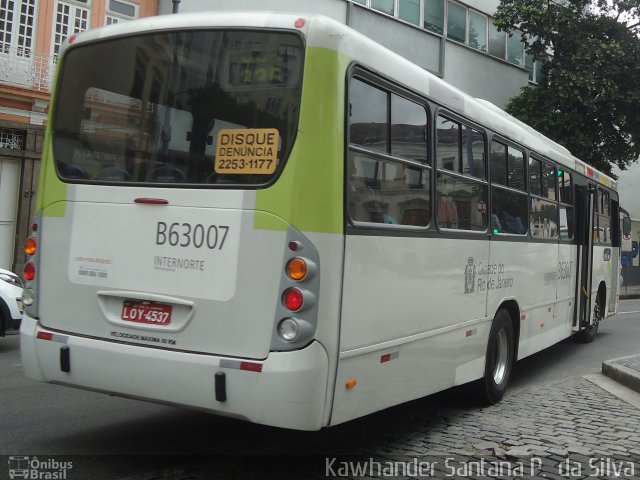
top-left (0, 46), bottom-right (57, 93)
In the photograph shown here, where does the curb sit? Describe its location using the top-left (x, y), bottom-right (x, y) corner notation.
top-left (620, 294), bottom-right (640, 300)
top-left (602, 357), bottom-right (640, 394)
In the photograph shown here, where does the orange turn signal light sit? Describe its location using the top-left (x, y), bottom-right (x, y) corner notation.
top-left (24, 237), bottom-right (37, 256)
top-left (346, 378), bottom-right (357, 389)
top-left (286, 257), bottom-right (308, 281)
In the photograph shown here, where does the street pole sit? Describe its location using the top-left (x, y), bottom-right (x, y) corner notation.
top-left (172, 0), bottom-right (181, 14)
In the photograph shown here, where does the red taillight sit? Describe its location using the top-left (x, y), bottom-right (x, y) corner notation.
top-left (288, 241), bottom-right (300, 252)
top-left (283, 288), bottom-right (303, 311)
top-left (24, 262), bottom-right (35, 281)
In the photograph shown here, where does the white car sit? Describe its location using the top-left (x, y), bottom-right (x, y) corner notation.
top-left (0, 268), bottom-right (23, 336)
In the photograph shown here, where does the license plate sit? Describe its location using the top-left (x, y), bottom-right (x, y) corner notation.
top-left (121, 300), bottom-right (172, 326)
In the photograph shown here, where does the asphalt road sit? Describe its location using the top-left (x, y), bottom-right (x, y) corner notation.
top-left (1, 300), bottom-right (639, 476)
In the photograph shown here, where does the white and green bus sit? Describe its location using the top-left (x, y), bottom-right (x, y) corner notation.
top-left (21, 12), bottom-right (622, 430)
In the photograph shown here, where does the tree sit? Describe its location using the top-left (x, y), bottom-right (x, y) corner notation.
top-left (494, 0), bottom-right (640, 176)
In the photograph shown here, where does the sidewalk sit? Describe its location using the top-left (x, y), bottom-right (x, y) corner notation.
top-left (602, 290), bottom-right (640, 393)
top-left (603, 355), bottom-right (640, 394)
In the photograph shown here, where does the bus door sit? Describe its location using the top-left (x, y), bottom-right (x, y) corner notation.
top-left (574, 184), bottom-right (595, 330)
top-left (609, 199), bottom-right (622, 314)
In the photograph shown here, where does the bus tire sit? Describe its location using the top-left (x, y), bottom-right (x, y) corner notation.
top-left (478, 309), bottom-right (514, 405)
top-left (574, 293), bottom-right (603, 344)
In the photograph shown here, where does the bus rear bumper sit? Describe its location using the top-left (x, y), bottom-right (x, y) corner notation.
top-left (20, 314), bottom-right (329, 430)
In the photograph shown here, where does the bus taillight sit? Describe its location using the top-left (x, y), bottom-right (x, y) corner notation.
top-left (283, 288), bottom-right (304, 311)
top-left (285, 257), bottom-right (317, 282)
top-left (24, 236), bottom-right (37, 256)
top-left (23, 262), bottom-right (36, 281)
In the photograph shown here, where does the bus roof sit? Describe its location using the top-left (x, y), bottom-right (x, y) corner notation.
top-left (64, 10), bottom-right (616, 190)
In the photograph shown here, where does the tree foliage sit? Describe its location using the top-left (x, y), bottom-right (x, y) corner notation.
top-left (494, 0), bottom-right (640, 176)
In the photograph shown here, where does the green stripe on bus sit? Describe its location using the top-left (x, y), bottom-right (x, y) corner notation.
top-left (37, 63), bottom-right (67, 218)
top-left (254, 47), bottom-right (349, 234)
top-left (38, 143), bottom-right (67, 218)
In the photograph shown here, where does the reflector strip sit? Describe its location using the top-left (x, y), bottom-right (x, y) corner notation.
top-left (521, 314), bottom-right (527, 321)
top-left (37, 331), bottom-right (53, 341)
top-left (219, 359), bottom-right (263, 373)
top-left (380, 352), bottom-right (399, 363)
top-left (240, 362), bottom-right (263, 372)
top-left (36, 331), bottom-right (68, 344)
top-left (465, 328), bottom-right (477, 338)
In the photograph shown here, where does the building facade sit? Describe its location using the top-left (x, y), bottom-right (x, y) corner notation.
top-left (158, 0), bottom-right (542, 106)
top-left (0, 0), bottom-right (159, 271)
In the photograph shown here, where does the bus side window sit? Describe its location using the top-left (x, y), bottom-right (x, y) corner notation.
top-left (435, 114), bottom-right (488, 231)
top-left (559, 170), bottom-right (574, 241)
top-left (347, 76), bottom-right (431, 228)
top-left (348, 152), bottom-right (431, 227)
top-left (490, 141), bottom-right (527, 235)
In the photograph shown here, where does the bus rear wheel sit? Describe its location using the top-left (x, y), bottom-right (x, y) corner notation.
top-left (478, 309), bottom-right (514, 405)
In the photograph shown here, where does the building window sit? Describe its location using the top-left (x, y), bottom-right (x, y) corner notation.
top-left (526, 54), bottom-right (545, 84)
top-left (424, 0), bottom-right (444, 34)
top-left (53, 1), bottom-right (90, 56)
top-left (446, 1), bottom-right (466, 43)
top-left (371, 0), bottom-right (394, 15)
top-left (345, 0), bottom-right (528, 69)
top-left (399, 0), bottom-right (420, 26)
top-left (488, 20), bottom-right (505, 59)
top-left (0, 128), bottom-right (26, 150)
top-left (108, 0), bottom-right (135, 16)
top-left (507, 31), bottom-right (524, 66)
top-left (468, 10), bottom-right (487, 52)
top-left (106, 0), bottom-right (137, 23)
top-left (0, 0), bottom-right (37, 57)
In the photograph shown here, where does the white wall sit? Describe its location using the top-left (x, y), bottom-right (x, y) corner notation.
top-left (444, 41), bottom-right (528, 107)
top-left (0, 157), bottom-right (20, 270)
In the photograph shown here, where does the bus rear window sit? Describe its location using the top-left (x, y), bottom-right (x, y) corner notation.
top-left (53, 29), bottom-right (304, 186)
